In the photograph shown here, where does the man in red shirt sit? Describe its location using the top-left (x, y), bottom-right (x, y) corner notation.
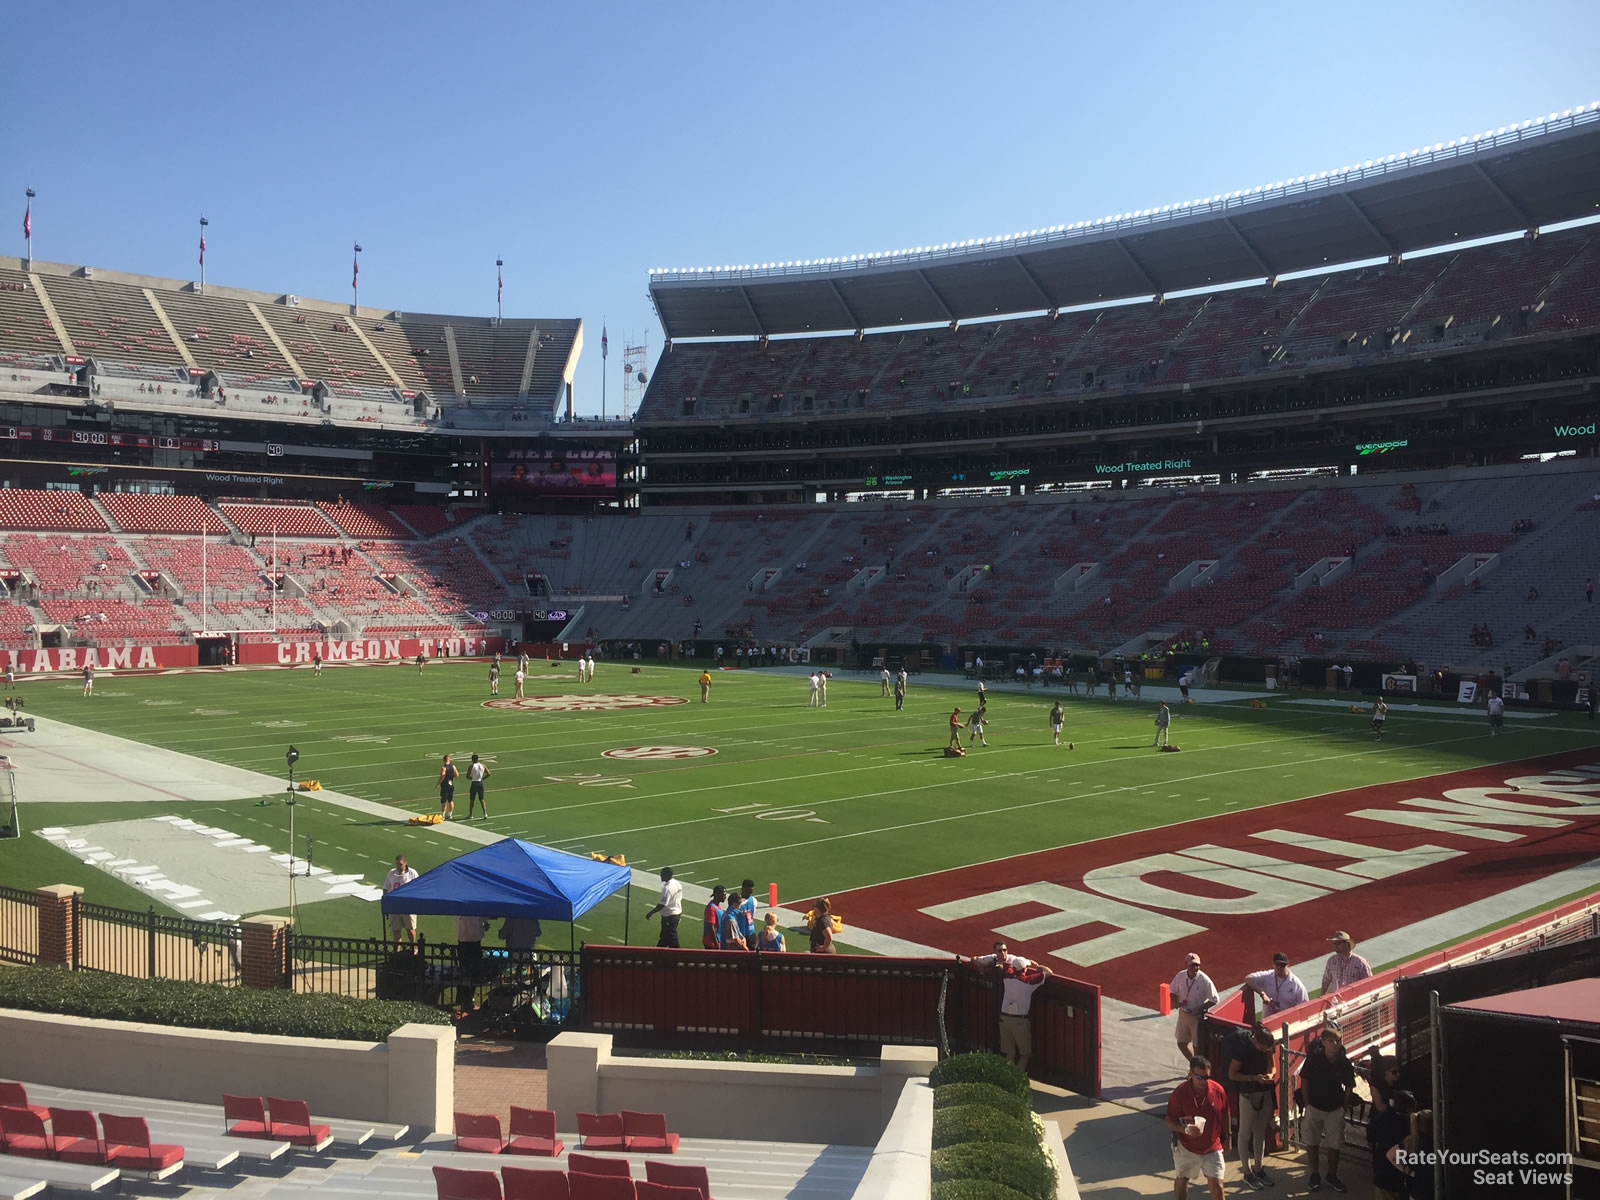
top-left (1164, 1055), bottom-right (1230, 1199)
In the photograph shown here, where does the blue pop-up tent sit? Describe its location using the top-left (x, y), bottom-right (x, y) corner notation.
top-left (382, 838), bottom-right (633, 947)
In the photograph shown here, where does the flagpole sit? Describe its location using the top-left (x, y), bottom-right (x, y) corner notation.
top-left (601, 318), bottom-right (607, 421)
top-left (198, 215), bottom-right (208, 294)
top-left (352, 241), bottom-right (362, 313)
top-left (272, 528), bottom-right (278, 632)
top-left (201, 523), bottom-right (208, 632)
top-left (496, 257), bottom-right (503, 322)
top-left (23, 188), bottom-right (34, 268)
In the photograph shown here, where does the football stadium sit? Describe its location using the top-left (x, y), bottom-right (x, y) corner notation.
top-left (3, 24), bottom-right (1599, 1199)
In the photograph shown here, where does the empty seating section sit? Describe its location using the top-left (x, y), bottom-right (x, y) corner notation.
top-left (34, 274), bottom-right (185, 366)
top-left (99, 493), bottom-right (229, 535)
top-left (0, 534), bottom-right (133, 591)
top-left (1536, 235), bottom-right (1600, 330)
top-left (0, 490), bottom-right (108, 531)
top-left (0, 268), bottom-right (64, 357)
top-left (639, 230), bottom-right (1600, 420)
top-left (255, 305), bottom-right (393, 390)
top-left (220, 503), bottom-right (339, 538)
top-left (154, 289), bottom-right (293, 384)
top-left (391, 505), bottom-right (456, 537)
top-left (1283, 263), bottom-right (1442, 350)
top-left (362, 317), bottom-right (454, 395)
top-left (524, 323), bottom-right (582, 406)
top-left (454, 325), bottom-right (530, 397)
top-left (1408, 234), bottom-right (1581, 330)
top-left (318, 502), bottom-right (415, 540)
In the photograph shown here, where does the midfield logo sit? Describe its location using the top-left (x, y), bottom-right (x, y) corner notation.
top-left (483, 694), bottom-right (688, 712)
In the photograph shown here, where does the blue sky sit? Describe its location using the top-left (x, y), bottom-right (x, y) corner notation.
top-left (7, 1), bottom-right (1596, 417)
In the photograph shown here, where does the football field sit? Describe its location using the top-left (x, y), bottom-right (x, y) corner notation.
top-left (6, 657), bottom-right (1599, 1007)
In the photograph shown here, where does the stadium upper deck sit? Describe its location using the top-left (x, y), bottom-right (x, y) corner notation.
top-left (648, 106), bottom-right (1600, 338)
top-left (0, 256), bottom-right (585, 434)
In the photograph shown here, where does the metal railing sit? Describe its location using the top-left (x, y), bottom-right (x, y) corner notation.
top-left (74, 901), bottom-right (241, 983)
top-left (287, 931), bottom-right (582, 1025)
top-left (0, 885), bottom-right (40, 965)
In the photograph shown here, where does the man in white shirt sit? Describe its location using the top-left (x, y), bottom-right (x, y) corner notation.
top-left (881, 666), bottom-right (891, 697)
top-left (1320, 931), bottom-right (1372, 997)
top-left (808, 672), bottom-right (820, 707)
top-left (644, 866), bottom-right (684, 948)
top-left (465, 753), bottom-right (490, 820)
top-left (1244, 953), bottom-right (1309, 1018)
top-left (1170, 951), bottom-right (1219, 1059)
top-left (998, 961), bottom-right (1053, 1074)
top-left (383, 855), bottom-right (419, 948)
top-left (1487, 691), bottom-right (1505, 736)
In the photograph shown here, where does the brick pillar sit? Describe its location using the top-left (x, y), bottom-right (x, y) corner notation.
top-left (240, 915), bottom-right (292, 990)
top-left (34, 884), bottom-right (82, 969)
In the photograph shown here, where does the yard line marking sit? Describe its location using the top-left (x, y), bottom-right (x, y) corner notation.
top-left (664, 728), bottom-right (1528, 872)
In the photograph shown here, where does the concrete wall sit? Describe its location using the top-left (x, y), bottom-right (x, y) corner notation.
top-left (0, 1008), bottom-right (453, 1132)
top-left (547, 1032), bottom-right (937, 1147)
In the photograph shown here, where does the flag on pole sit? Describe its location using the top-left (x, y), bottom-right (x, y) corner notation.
top-left (497, 264), bottom-right (503, 304)
top-left (352, 253), bottom-right (359, 290)
top-left (23, 203), bottom-right (30, 241)
top-left (602, 326), bottom-right (608, 359)
top-left (199, 233), bottom-right (206, 267)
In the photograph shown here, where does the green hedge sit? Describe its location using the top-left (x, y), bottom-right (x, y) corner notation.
top-left (933, 1080), bottom-right (1033, 1123)
top-left (932, 1143), bottom-right (1055, 1200)
top-left (0, 967), bottom-right (449, 1041)
top-left (929, 1052), bottom-right (1031, 1100)
top-left (930, 1180), bottom-right (1036, 1200)
top-left (932, 1103), bottom-right (1035, 1151)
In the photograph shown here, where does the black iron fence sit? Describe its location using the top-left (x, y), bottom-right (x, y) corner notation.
top-left (0, 885), bottom-right (39, 965)
top-left (287, 932), bottom-right (582, 1030)
top-left (75, 900), bottom-right (241, 983)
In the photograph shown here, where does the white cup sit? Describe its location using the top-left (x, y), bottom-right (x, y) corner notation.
top-left (1191, 1116), bottom-right (1206, 1134)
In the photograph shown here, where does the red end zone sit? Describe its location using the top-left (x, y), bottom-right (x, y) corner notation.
top-left (832, 749), bottom-right (1600, 1007)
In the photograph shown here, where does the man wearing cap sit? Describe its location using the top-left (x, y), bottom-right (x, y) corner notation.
top-left (1170, 952), bottom-right (1219, 1061)
top-left (1243, 953), bottom-right (1309, 1019)
top-left (1320, 931), bottom-right (1372, 997)
top-left (1164, 1055), bottom-right (1231, 1199)
top-left (995, 958), bottom-right (1053, 1075)
top-left (1297, 1023), bottom-right (1356, 1193)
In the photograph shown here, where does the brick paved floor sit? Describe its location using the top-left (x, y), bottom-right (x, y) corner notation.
top-left (453, 1036), bottom-right (549, 1126)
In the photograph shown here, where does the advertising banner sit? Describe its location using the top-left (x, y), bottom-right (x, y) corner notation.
top-left (234, 635), bottom-right (506, 666)
top-left (2, 645), bottom-right (198, 671)
top-left (489, 448), bottom-right (616, 494)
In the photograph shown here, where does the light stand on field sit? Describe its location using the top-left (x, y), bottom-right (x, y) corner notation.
top-left (285, 746), bottom-right (300, 919)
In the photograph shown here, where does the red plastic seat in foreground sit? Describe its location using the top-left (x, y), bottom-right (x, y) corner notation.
top-left (99, 1112), bottom-right (184, 1175)
top-left (568, 1151), bottom-right (630, 1178)
top-left (622, 1111), bottom-right (679, 1154)
top-left (0, 1105), bottom-right (53, 1159)
top-left (568, 1172), bottom-right (636, 1200)
top-left (222, 1094), bottom-right (271, 1139)
top-left (506, 1106), bottom-right (564, 1157)
top-left (501, 1165), bottom-right (570, 1200)
top-left (433, 1164), bottom-right (504, 1200)
top-left (47, 1107), bottom-right (107, 1164)
top-left (644, 1160), bottom-right (711, 1200)
top-left (0, 1084), bottom-right (49, 1122)
top-left (574, 1113), bottom-right (625, 1152)
top-left (267, 1097), bottom-right (332, 1148)
top-left (454, 1111), bottom-right (508, 1154)
top-left (636, 1182), bottom-right (704, 1200)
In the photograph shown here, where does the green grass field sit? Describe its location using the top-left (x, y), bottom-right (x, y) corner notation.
top-left (5, 659), bottom-right (1593, 955)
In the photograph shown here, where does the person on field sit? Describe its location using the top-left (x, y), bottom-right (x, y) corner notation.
top-left (894, 668), bottom-right (907, 710)
top-left (438, 753), bottom-right (458, 820)
top-left (948, 706), bottom-right (965, 749)
top-left (1050, 700), bottom-right (1071, 748)
top-left (699, 669), bottom-right (712, 702)
top-left (702, 884), bottom-right (727, 949)
top-left (465, 753), bottom-right (490, 820)
top-left (1154, 700), bottom-right (1172, 748)
top-left (644, 866), bottom-right (683, 948)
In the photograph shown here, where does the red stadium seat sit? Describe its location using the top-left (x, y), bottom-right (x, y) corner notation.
top-left (222, 1094), bottom-right (271, 1138)
top-left (48, 1107), bottom-right (107, 1164)
top-left (506, 1106), bottom-right (563, 1157)
top-left (0, 1083), bottom-right (49, 1121)
top-left (99, 1112), bottom-right (184, 1175)
top-left (621, 1111), bottom-right (678, 1154)
top-left (0, 1105), bottom-right (53, 1159)
top-left (568, 1151), bottom-right (630, 1177)
top-left (574, 1113), bottom-right (626, 1152)
top-left (455, 1111), bottom-right (508, 1154)
top-left (434, 1164), bottom-right (505, 1200)
top-left (267, 1096), bottom-right (332, 1148)
top-left (501, 1165), bottom-right (570, 1200)
top-left (644, 1161), bottom-right (710, 1200)
top-left (567, 1172), bottom-right (636, 1200)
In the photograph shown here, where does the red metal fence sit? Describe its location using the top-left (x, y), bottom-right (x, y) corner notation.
top-left (581, 946), bottom-right (1101, 1096)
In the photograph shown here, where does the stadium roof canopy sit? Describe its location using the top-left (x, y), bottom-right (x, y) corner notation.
top-left (649, 107), bottom-right (1600, 341)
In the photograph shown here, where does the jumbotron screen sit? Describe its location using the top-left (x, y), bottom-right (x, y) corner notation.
top-left (489, 448), bottom-right (616, 494)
